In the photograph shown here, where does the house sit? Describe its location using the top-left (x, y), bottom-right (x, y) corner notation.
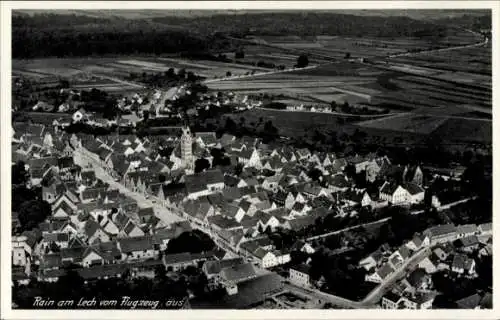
top-left (365, 263), bottom-right (394, 283)
top-left (183, 199), bottom-right (215, 227)
top-left (184, 169), bottom-right (225, 199)
top-left (220, 262), bottom-right (258, 287)
top-left (381, 292), bottom-right (436, 309)
top-left (402, 268), bottom-right (432, 293)
top-left (117, 236), bottom-right (159, 261)
top-left (253, 248), bottom-right (277, 269)
top-left (455, 293), bottom-right (482, 309)
top-left (290, 240), bottom-right (315, 254)
top-left (72, 108), bottom-right (88, 122)
top-left (202, 257), bottom-right (245, 280)
top-left (388, 246), bottom-right (412, 269)
top-left (289, 264), bottom-right (311, 287)
top-left (423, 224), bottom-right (458, 245)
top-left (417, 253), bottom-right (443, 274)
top-left (455, 235), bottom-right (480, 253)
top-left (359, 248), bottom-right (386, 271)
top-left (83, 220), bottom-right (111, 245)
top-left (341, 188), bottom-right (372, 207)
top-left (379, 181), bottom-right (425, 205)
top-left (404, 165), bottom-right (424, 186)
top-left (478, 222), bottom-right (492, 235)
top-left (163, 252), bottom-right (214, 272)
top-left (451, 254), bottom-right (476, 275)
top-left (207, 215), bottom-right (243, 232)
top-left (12, 236), bottom-right (33, 266)
top-left (405, 233), bottom-right (428, 251)
top-left (262, 174), bottom-right (283, 193)
top-left (220, 203), bottom-right (246, 223)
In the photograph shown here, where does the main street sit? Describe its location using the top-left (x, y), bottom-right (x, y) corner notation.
top-left (73, 150), bottom-right (184, 224)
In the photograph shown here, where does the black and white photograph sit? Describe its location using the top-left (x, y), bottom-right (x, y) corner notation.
top-left (1, 1), bottom-right (497, 317)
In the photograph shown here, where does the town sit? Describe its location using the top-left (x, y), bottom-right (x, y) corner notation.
top-left (9, 8), bottom-right (492, 311)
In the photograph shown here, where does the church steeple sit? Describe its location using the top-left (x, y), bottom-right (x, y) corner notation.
top-left (181, 125), bottom-right (193, 173)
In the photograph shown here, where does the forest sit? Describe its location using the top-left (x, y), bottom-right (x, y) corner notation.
top-left (12, 11), bottom-right (491, 59)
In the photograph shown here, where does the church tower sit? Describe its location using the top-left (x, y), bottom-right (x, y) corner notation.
top-left (181, 126), bottom-right (193, 173)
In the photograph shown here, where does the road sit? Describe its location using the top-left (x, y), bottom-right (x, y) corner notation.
top-left (282, 282), bottom-right (375, 309)
top-left (255, 107), bottom-right (403, 119)
top-left (73, 150), bottom-right (184, 224)
top-left (203, 65), bottom-right (318, 84)
top-left (305, 217), bottom-right (392, 242)
top-left (388, 36), bottom-right (488, 59)
top-left (361, 246), bottom-right (432, 305)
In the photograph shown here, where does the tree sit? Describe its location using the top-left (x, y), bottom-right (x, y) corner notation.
top-left (235, 50), bottom-right (245, 59)
top-left (166, 230), bottom-right (215, 254)
top-left (307, 168), bottom-right (323, 182)
top-left (194, 158), bottom-right (210, 173)
top-left (344, 52), bottom-right (351, 59)
top-left (177, 68), bottom-right (186, 79)
top-left (296, 54), bottom-right (309, 68)
top-left (226, 71), bottom-right (232, 77)
top-left (18, 199), bottom-right (51, 231)
top-left (12, 161), bottom-right (28, 185)
top-left (186, 71), bottom-right (197, 82)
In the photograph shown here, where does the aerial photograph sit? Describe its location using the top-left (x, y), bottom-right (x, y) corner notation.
top-left (9, 7), bottom-right (492, 311)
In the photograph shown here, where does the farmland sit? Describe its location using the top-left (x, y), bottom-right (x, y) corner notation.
top-left (226, 108), bottom-right (370, 138)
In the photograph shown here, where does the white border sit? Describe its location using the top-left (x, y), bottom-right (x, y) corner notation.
top-left (1, 2), bottom-right (498, 320)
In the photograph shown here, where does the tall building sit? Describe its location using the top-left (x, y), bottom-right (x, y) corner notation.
top-left (181, 126), bottom-right (194, 172)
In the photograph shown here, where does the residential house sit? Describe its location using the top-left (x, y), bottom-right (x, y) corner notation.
top-left (290, 240), bottom-right (315, 254)
top-left (365, 263), bottom-right (394, 283)
top-left (117, 236), bottom-right (159, 261)
top-left (451, 254), bottom-right (476, 276)
top-left (184, 169), bottom-right (225, 199)
top-left (289, 264), bottom-right (312, 287)
top-left (423, 224), bottom-right (458, 245)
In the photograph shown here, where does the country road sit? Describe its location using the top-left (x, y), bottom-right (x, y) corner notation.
top-left (203, 65), bottom-right (318, 84)
top-left (255, 107), bottom-right (402, 119)
top-left (388, 32), bottom-right (488, 59)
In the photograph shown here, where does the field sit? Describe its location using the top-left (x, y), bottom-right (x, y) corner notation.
top-left (207, 62), bottom-right (388, 105)
top-left (227, 108), bottom-right (372, 138)
top-left (251, 30), bottom-right (481, 60)
top-left (391, 44), bottom-right (492, 78)
top-left (12, 56), bottom-right (267, 92)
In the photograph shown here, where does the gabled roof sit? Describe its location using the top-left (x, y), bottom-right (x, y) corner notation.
top-left (377, 263), bottom-right (394, 279)
top-left (424, 224), bottom-right (457, 238)
top-left (379, 181), bottom-right (400, 195)
top-left (290, 263), bottom-right (311, 275)
top-left (455, 293), bottom-right (482, 309)
top-left (452, 254), bottom-right (474, 271)
top-left (402, 182), bottom-right (424, 195)
top-left (84, 220), bottom-right (101, 238)
top-left (207, 215), bottom-right (241, 229)
top-left (184, 169), bottom-right (224, 194)
top-left (220, 262), bottom-right (257, 283)
top-left (118, 235), bottom-right (156, 253)
top-left (204, 257), bottom-right (244, 275)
